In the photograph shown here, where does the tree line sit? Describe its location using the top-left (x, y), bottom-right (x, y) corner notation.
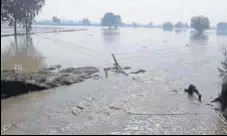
top-left (100, 13), bottom-right (223, 35)
top-left (1, 1), bottom-right (226, 36)
top-left (51, 16), bottom-right (91, 26)
top-left (49, 13), bottom-right (225, 36)
top-left (1, 0), bottom-right (45, 36)
top-left (51, 12), bottom-right (122, 28)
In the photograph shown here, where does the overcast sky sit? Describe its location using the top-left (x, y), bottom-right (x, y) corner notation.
top-left (36, 0), bottom-right (227, 25)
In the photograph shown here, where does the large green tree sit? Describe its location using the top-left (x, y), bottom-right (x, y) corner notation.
top-left (191, 16), bottom-right (210, 34)
top-left (1, 0), bottom-right (45, 36)
top-left (21, 0), bottom-right (45, 35)
top-left (101, 12), bottom-right (121, 29)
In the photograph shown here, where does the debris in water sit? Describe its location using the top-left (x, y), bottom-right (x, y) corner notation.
top-left (104, 67), bottom-right (111, 71)
top-left (1, 120), bottom-right (22, 135)
top-left (72, 106), bottom-right (84, 115)
top-left (171, 89), bottom-right (178, 93)
top-left (184, 84), bottom-right (202, 102)
top-left (126, 112), bottom-right (209, 116)
top-left (123, 66), bottom-right (131, 70)
top-left (214, 108), bottom-right (221, 111)
top-left (130, 69), bottom-right (146, 74)
top-left (211, 82), bottom-right (227, 111)
top-left (103, 54), bottom-right (147, 77)
top-left (1, 123), bottom-right (13, 135)
top-left (109, 106), bottom-right (122, 111)
top-left (104, 69), bottom-right (109, 79)
top-left (205, 103), bottom-right (214, 107)
top-left (54, 64), bottom-right (62, 70)
top-left (76, 105), bottom-right (85, 110)
top-left (132, 76), bottom-right (138, 81)
top-left (111, 54), bottom-right (129, 76)
top-left (92, 74), bottom-right (102, 80)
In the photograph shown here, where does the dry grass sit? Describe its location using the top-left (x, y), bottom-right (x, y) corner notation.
top-left (1, 37), bottom-right (46, 72)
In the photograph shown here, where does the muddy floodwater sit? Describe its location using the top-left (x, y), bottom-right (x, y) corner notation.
top-left (1, 26), bottom-right (227, 134)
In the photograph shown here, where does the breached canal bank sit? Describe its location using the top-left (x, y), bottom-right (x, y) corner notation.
top-left (1, 66), bottom-right (100, 99)
top-left (1, 65), bottom-right (227, 120)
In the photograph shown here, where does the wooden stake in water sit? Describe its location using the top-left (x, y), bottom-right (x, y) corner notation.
top-left (111, 54), bottom-right (128, 76)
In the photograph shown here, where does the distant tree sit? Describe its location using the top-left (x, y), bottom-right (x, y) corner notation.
top-left (101, 12), bottom-right (121, 29)
top-left (1, 0), bottom-right (24, 36)
top-left (101, 12), bottom-right (114, 29)
top-left (68, 20), bottom-right (74, 24)
top-left (149, 22), bottom-right (153, 26)
top-left (82, 18), bottom-right (91, 26)
top-left (52, 16), bottom-right (61, 24)
top-left (184, 23), bottom-right (189, 28)
top-left (113, 15), bottom-right (121, 28)
top-left (191, 16), bottom-right (210, 34)
top-left (217, 22), bottom-right (227, 33)
top-left (1, 0), bottom-right (45, 36)
top-left (163, 22), bottom-right (173, 31)
top-left (163, 22), bottom-right (173, 28)
top-left (132, 22), bottom-right (137, 27)
top-left (175, 22), bottom-right (184, 28)
top-left (1, 0), bottom-right (10, 22)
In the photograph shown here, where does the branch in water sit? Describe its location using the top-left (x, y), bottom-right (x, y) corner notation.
top-left (126, 112), bottom-right (209, 116)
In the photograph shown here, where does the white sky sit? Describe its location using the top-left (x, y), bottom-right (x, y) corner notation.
top-left (36, 0), bottom-right (227, 25)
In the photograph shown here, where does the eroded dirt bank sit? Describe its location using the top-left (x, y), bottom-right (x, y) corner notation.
top-left (1, 66), bottom-right (100, 99)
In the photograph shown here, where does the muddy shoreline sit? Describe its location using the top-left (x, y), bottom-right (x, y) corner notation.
top-left (1, 66), bottom-right (100, 99)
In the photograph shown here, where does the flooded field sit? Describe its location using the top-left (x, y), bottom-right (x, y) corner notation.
top-left (1, 26), bottom-right (227, 134)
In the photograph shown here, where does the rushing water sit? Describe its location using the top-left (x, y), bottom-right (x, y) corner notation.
top-left (1, 26), bottom-right (227, 134)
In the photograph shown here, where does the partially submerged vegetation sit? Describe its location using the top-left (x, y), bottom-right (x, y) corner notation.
top-left (1, 37), bottom-right (45, 72)
top-left (101, 12), bottom-right (122, 29)
top-left (1, 0), bottom-right (45, 36)
top-left (1, 36), bottom-right (100, 99)
top-left (190, 16), bottom-right (210, 35)
top-left (213, 47), bottom-right (227, 119)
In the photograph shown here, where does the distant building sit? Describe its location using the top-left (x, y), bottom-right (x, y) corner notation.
top-left (217, 22), bottom-right (227, 35)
